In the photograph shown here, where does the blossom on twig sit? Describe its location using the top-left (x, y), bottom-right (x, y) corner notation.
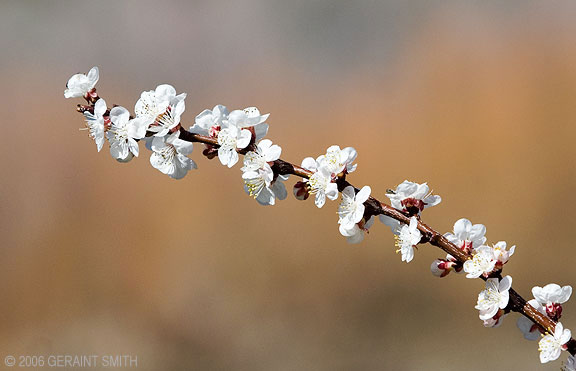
top-left (135, 84), bottom-right (187, 137)
top-left (106, 106), bottom-right (147, 161)
top-left (394, 216), bottom-right (421, 263)
top-left (539, 322), bottom-right (571, 363)
top-left (82, 98), bottom-right (108, 152)
top-left (532, 284), bottom-right (572, 321)
top-left (338, 186), bottom-right (371, 229)
top-left (475, 275), bottom-right (512, 321)
top-left (339, 216), bottom-right (374, 244)
top-left (444, 218), bottom-right (486, 254)
top-left (241, 139), bottom-right (288, 205)
top-left (149, 132), bottom-right (197, 179)
top-left (64, 66), bottom-right (99, 98)
top-left (66, 66), bottom-right (576, 365)
top-left (386, 180), bottom-right (441, 214)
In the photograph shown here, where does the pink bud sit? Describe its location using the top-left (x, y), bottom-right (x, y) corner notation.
top-left (545, 303), bottom-right (563, 321)
top-left (431, 259), bottom-right (452, 278)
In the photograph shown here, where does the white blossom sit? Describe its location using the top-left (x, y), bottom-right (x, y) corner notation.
top-left (106, 106), bottom-right (147, 161)
top-left (339, 216), bottom-right (374, 244)
top-left (241, 140), bottom-right (287, 205)
top-left (226, 107), bottom-right (269, 141)
top-left (539, 322), bottom-right (571, 363)
top-left (241, 140), bottom-right (281, 172)
top-left (517, 299), bottom-right (545, 341)
top-left (82, 98), bottom-right (107, 152)
top-left (149, 132), bottom-right (197, 179)
top-left (483, 312), bottom-right (508, 328)
top-left (492, 241), bottom-right (515, 266)
top-left (243, 174), bottom-right (288, 206)
top-left (532, 284), bottom-right (572, 307)
top-left (64, 66), bottom-right (99, 98)
top-left (475, 275), bottom-right (512, 321)
top-left (189, 104), bottom-right (229, 137)
top-left (338, 186), bottom-right (371, 229)
top-left (300, 157), bottom-right (338, 208)
top-left (317, 145), bottom-right (357, 175)
top-left (394, 216), bottom-right (421, 263)
top-left (135, 84), bottom-right (186, 137)
top-left (444, 218), bottom-right (486, 253)
top-left (217, 125), bottom-right (252, 167)
top-left (386, 180), bottom-right (441, 213)
top-left (463, 245), bottom-right (497, 278)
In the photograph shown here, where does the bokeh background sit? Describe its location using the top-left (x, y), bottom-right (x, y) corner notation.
top-left (1, 1), bottom-right (576, 370)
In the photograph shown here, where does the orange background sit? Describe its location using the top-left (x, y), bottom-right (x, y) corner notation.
top-left (1, 1), bottom-right (575, 370)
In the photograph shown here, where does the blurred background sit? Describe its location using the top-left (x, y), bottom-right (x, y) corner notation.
top-left (1, 1), bottom-right (576, 370)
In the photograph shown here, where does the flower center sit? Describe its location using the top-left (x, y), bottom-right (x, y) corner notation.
top-left (158, 145), bottom-right (177, 164)
top-left (480, 288), bottom-right (501, 306)
top-left (244, 151), bottom-right (267, 169)
top-left (539, 336), bottom-right (561, 353)
top-left (218, 129), bottom-right (237, 149)
top-left (338, 198), bottom-right (356, 219)
top-left (325, 150), bottom-right (341, 169)
top-left (154, 106), bottom-right (176, 131)
top-left (307, 172), bottom-right (328, 194)
top-left (244, 175), bottom-right (265, 198)
top-left (109, 125), bottom-right (128, 142)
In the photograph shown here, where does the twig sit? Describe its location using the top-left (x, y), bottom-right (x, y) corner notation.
top-left (77, 94), bottom-right (576, 357)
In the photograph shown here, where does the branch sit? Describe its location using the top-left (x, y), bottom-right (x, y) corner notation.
top-left (72, 82), bottom-right (576, 362)
top-left (137, 111), bottom-right (576, 356)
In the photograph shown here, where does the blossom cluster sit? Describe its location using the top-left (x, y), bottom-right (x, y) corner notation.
top-left (66, 67), bottom-right (575, 366)
top-left (428, 216), bottom-right (573, 362)
top-left (67, 68), bottom-right (197, 178)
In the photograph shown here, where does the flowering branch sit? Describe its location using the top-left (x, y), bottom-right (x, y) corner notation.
top-left (68, 67), bottom-right (576, 367)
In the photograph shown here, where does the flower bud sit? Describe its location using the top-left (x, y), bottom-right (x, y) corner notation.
top-left (293, 181), bottom-right (310, 200)
top-left (546, 303), bottom-right (563, 321)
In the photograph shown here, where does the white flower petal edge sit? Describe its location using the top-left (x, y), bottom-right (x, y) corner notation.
top-left (83, 98), bottom-right (107, 152)
top-left (463, 245), bottom-right (496, 278)
top-left (339, 216), bottom-right (374, 244)
top-left (539, 322), bottom-right (572, 364)
top-left (483, 312), bottom-right (508, 328)
top-left (135, 84), bottom-right (187, 137)
top-left (106, 106), bottom-right (146, 161)
top-left (226, 107), bottom-right (269, 129)
top-left (386, 180), bottom-right (441, 213)
top-left (224, 107), bottom-right (269, 141)
top-left (149, 132), bottom-right (197, 179)
top-left (317, 145), bottom-right (357, 175)
top-left (302, 157), bottom-right (338, 208)
top-left (190, 104), bottom-right (229, 136)
top-left (532, 284), bottom-right (573, 306)
top-left (492, 241), bottom-right (515, 266)
top-left (338, 185), bottom-right (371, 229)
top-left (394, 216), bottom-right (421, 263)
top-left (64, 66), bottom-right (99, 98)
top-left (217, 126), bottom-right (251, 168)
top-left (444, 218), bottom-right (486, 252)
top-left (241, 140), bottom-right (287, 206)
top-left (475, 275), bottom-right (512, 321)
